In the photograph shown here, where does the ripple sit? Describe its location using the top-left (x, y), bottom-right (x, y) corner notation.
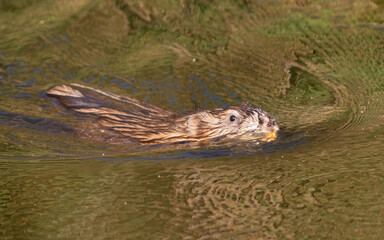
top-left (166, 161), bottom-right (290, 239)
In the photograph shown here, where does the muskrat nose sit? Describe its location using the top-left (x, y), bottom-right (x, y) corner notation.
top-left (267, 120), bottom-right (276, 127)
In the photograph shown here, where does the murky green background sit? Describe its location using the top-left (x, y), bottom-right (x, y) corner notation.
top-left (1, 0), bottom-right (384, 239)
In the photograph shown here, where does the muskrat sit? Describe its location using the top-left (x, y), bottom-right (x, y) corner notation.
top-left (46, 83), bottom-right (279, 145)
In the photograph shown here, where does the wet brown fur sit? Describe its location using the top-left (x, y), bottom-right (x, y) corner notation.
top-left (46, 84), bottom-right (278, 144)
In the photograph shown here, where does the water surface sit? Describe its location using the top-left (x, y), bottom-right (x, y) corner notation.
top-left (1, 0), bottom-right (384, 239)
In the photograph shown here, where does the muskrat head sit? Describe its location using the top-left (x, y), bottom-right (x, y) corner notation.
top-left (185, 103), bottom-right (279, 141)
top-left (238, 103), bottom-right (279, 134)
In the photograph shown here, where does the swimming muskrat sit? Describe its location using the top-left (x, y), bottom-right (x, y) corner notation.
top-left (46, 83), bottom-right (279, 145)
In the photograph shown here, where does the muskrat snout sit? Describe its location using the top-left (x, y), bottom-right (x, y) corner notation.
top-left (267, 120), bottom-right (277, 127)
top-left (256, 112), bottom-right (279, 134)
top-left (260, 118), bottom-right (277, 128)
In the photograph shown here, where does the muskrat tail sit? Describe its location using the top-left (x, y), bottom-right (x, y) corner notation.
top-left (46, 84), bottom-right (101, 109)
top-left (47, 83), bottom-right (175, 117)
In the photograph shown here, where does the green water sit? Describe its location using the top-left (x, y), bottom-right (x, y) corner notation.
top-left (1, 0), bottom-right (384, 239)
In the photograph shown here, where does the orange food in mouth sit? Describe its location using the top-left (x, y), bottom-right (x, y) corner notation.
top-left (265, 131), bottom-right (277, 139)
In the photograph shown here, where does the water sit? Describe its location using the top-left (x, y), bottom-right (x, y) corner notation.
top-left (1, 0), bottom-right (384, 239)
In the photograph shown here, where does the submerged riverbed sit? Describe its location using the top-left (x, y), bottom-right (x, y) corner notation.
top-left (1, 0), bottom-right (384, 239)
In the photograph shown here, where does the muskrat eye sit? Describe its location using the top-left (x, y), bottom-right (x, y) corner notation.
top-left (229, 115), bottom-right (237, 122)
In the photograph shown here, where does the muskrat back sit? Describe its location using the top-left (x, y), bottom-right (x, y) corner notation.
top-left (46, 84), bottom-right (279, 145)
